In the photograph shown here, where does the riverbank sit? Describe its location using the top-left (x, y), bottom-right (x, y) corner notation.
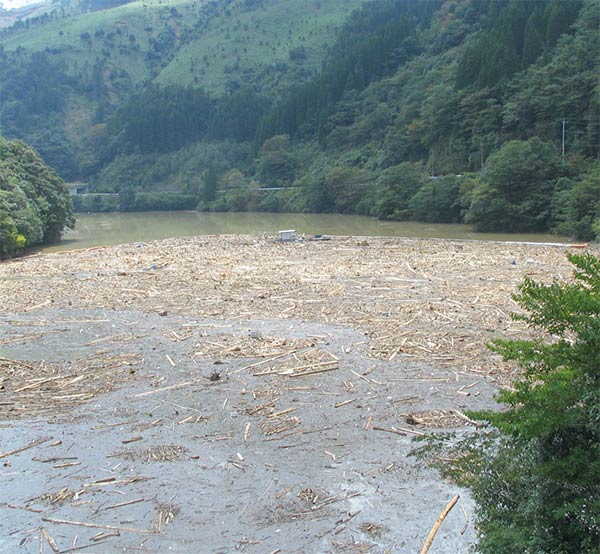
top-left (0, 235), bottom-right (589, 553)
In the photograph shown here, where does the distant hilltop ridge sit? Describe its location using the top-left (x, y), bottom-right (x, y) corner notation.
top-left (1, 0), bottom-right (46, 11)
top-left (0, 0), bottom-right (49, 29)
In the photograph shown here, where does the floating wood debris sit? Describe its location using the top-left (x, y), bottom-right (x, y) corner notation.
top-left (0, 355), bottom-right (141, 419)
top-left (0, 234), bottom-right (581, 552)
top-left (193, 335), bottom-right (318, 360)
top-left (0, 235), bottom-right (580, 383)
top-left (404, 410), bottom-right (473, 428)
top-left (41, 517), bottom-right (153, 534)
top-left (115, 445), bottom-right (189, 463)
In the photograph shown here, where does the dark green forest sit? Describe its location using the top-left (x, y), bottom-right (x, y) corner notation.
top-left (0, 0), bottom-right (599, 238)
top-left (0, 137), bottom-right (74, 258)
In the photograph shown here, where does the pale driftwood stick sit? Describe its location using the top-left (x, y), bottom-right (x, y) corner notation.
top-left (104, 498), bottom-right (145, 510)
top-left (90, 532), bottom-right (120, 542)
top-left (41, 528), bottom-right (60, 553)
top-left (266, 407), bottom-right (297, 418)
top-left (13, 375), bottom-right (70, 393)
top-left (4, 503), bottom-right (44, 513)
top-left (24, 300), bottom-right (51, 312)
top-left (349, 369), bottom-right (374, 387)
top-left (420, 495), bottom-right (460, 554)
top-left (334, 398), bottom-right (356, 408)
top-left (42, 517), bottom-right (152, 534)
top-left (0, 437), bottom-right (52, 460)
top-left (92, 420), bottom-right (136, 430)
top-left (253, 358), bottom-right (333, 376)
top-left (372, 426), bottom-right (406, 436)
top-left (57, 538), bottom-right (114, 553)
top-left (451, 409), bottom-right (482, 427)
top-left (396, 427), bottom-right (426, 436)
top-left (132, 379), bottom-right (202, 398)
top-left (287, 365), bottom-right (338, 378)
top-left (159, 398), bottom-right (204, 414)
top-left (285, 360), bottom-right (338, 373)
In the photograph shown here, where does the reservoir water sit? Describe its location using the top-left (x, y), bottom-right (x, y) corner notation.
top-left (46, 211), bottom-right (570, 252)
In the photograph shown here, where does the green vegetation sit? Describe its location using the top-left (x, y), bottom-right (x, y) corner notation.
top-left (0, 137), bottom-right (74, 258)
top-left (0, 0), bottom-right (361, 180)
top-left (1, 0), bottom-right (599, 240)
top-left (426, 253), bottom-right (600, 552)
top-left (154, 0), bottom-right (364, 95)
top-left (464, 137), bottom-right (561, 232)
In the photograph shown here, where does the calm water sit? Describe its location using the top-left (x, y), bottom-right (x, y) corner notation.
top-left (45, 211), bottom-right (570, 252)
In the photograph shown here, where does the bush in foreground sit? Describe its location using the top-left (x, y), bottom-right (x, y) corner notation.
top-left (428, 253), bottom-right (600, 553)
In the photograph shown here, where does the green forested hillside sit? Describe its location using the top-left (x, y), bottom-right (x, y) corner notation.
top-left (0, 0), bottom-right (362, 179)
top-left (0, 137), bottom-right (74, 258)
top-left (244, 0), bottom-right (599, 238)
top-left (0, 0), bottom-right (599, 238)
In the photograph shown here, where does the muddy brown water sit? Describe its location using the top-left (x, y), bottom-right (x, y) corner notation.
top-left (47, 211), bottom-right (569, 253)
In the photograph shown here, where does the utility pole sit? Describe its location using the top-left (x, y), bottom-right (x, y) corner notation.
top-left (561, 119), bottom-right (566, 161)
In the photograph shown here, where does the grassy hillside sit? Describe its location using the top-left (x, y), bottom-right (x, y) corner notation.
top-left (0, 0), bottom-right (367, 178)
top-left (1, 0), bottom-right (363, 97)
top-left (1, 0), bottom-right (196, 85)
top-left (155, 0), bottom-right (363, 96)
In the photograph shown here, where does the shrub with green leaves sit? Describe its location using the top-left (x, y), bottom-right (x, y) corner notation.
top-left (460, 252), bottom-right (600, 553)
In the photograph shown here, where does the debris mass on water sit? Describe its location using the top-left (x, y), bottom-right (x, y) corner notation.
top-left (0, 235), bottom-right (585, 553)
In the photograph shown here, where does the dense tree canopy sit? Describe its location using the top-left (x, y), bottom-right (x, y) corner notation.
top-left (465, 138), bottom-right (562, 232)
top-left (0, 137), bottom-right (74, 259)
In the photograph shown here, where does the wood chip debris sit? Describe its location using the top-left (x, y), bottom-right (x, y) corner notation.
top-left (0, 355), bottom-right (140, 418)
top-left (404, 410), bottom-right (477, 428)
top-left (114, 445), bottom-right (190, 463)
top-left (0, 236), bottom-right (578, 383)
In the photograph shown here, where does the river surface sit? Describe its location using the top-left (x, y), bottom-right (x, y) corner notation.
top-left (45, 211), bottom-right (569, 252)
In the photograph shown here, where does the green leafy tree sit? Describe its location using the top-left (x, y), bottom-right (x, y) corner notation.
top-left (465, 137), bottom-right (561, 231)
top-left (0, 137), bottom-right (74, 258)
top-left (545, 1), bottom-right (577, 45)
top-left (552, 164), bottom-right (600, 240)
top-left (373, 162), bottom-right (426, 220)
top-left (521, 10), bottom-right (545, 67)
top-left (254, 135), bottom-right (298, 186)
top-left (0, 212), bottom-right (27, 258)
top-left (321, 166), bottom-right (374, 213)
top-left (201, 163), bottom-right (218, 203)
top-left (408, 175), bottom-right (462, 223)
top-left (464, 253), bottom-right (600, 553)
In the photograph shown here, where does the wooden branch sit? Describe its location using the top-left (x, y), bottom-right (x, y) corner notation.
top-left (42, 517), bottom-right (152, 534)
top-left (420, 494), bottom-right (460, 554)
top-left (0, 437), bottom-right (52, 460)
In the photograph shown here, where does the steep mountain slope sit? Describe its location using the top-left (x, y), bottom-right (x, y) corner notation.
top-left (0, 0), bottom-right (365, 177)
top-left (238, 0), bottom-right (598, 236)
top-left (155, 0), bottom-right (363, 97)
top-left (0, 0), bottom-right (598, 238)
